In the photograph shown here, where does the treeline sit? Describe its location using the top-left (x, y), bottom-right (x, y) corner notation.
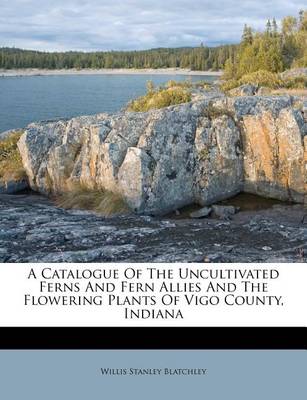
top-left (0, 45), bottom-right (237, 71)
top-left (224, 10), bottom-right (307, 80)
top-left (2, 10), bottom-right (305, 73)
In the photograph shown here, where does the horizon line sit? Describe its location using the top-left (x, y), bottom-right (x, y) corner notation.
top-left (0, 43), bottom-right (239, 54)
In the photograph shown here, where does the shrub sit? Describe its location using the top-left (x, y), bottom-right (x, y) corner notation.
top-left (55, 183), bottom-right (130, 217)
top-left (146, 80), bottom-right (155, 93)
top-left (165, 79), bottom-right (193, 89)
top-left (165, 80), bottom-right (179, 88)
top-left (203, 103), bottom-right (235, 120)
top-left (221, 70), bottom-right (285, 92)
top-left (0, 131), bottom-right (26, 183)
top-left (193, 80), bottom-right (212, 89)
top-left (220, 79), bottom-right (240, 92)
top-left (238, 70), bottom-right (283, 89)
top-left (127, 85), bottom-right (192, 112)
top-left (282, 76), bottom-right (307, 89)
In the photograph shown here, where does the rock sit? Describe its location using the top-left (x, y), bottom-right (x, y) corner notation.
top-left (212, 205), bottom-right (237, 220)
top-left (0, 247), bottom-right (8, 262)
top-left (241, 103), bottom-right (306, 203)
top-left (0, 128), bottom-right (23, 141)
top-left (257, 87), bottom-right (271, 95)
top-left (38, 244), bottom-right (136, 263)
top-left (17, 95), bottom-right (306, 215)
top-left (190, 206), bottom-right (212, 219)
top-left (204, 253), bottom-right (224, 262)
top-left (281, 68), bottom-right (307, 79)
top-left (0, 193), bottom-right (306, 262)
top-left (0, 180), bottom-right (28, 194)
top-left (229, 84), bottom-right (258, 97)
top-left (262, 246), bottom-right (272, 251)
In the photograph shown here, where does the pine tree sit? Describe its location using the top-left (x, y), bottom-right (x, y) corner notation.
top-left (266, 19), bottom-right (272, 35)
top-left (272, 18), bottom-right (278, 35)
top-left (242, 25), bottom-right (253, 45)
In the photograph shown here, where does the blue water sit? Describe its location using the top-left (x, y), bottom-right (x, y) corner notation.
top-left (0, 74), bottom-right (216, 132)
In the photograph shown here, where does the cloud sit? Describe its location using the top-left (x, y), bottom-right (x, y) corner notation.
top-left (0, 0), bottom-right (305, 51)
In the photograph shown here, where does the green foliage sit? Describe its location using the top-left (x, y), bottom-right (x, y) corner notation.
top-left (165, 79), bottom-right (193, 89)
top-left (0, 132), bottom-right (26, 183)
top-left (283, 75), bottom-right (307, 89)
top-left (239, 70), bottom-right (283, 88)
top-left (127, 84), bottom-right (191, 112)
top-left (193, 80), bottom-right (212, 89)
top-left (0, 44), bottom-right (237, 71)
top-left (146, 80), bottom-right (155, 93)
top-left (198, 147), bottom-right (210, 161)
top-left (223, 10), bottom-right (307, 81)
top-left (220, 79), bottom-right (241, 91)
top-left (221, 70), bottom-right (307, 92)
top-left (55, 184), bottom-right (129, 217)
top-left (203, 103), bottom-right (235, 120)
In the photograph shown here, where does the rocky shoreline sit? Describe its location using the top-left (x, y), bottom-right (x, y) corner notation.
top-left (0, 192), bottom-right (306, 263)
top-left (18, 91), bottom-right (306, 214)
top-left (0, 86), bottom-right (306, 262)
top-left (0, 68), bottom-right (223, 78)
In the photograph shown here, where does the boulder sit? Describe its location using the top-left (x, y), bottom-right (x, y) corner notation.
top-left (190, 207), bottom-right (212, 219)
top-left (17, 95), bottom-right (307, 215)
top-left (212, 205), bottom-right (237, 220)
top-left (241, 104), bottom-right (306, 203)
top-left (281, 68), bottom-right (307, 79)
top-left (0, 128), bottom-right (23, 141)
top-left (229, 84), bottom-right (258, 97)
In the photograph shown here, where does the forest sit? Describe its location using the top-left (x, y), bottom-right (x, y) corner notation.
top-left (224, 9), bottom-right (307, 80)
top-left (0, 10), bottom-right (305, 74)
top-left (0, 45), bottom-right (236, 71)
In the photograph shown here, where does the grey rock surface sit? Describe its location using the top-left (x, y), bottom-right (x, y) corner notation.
top-left (0, 193), bottom-right (306, 263)
top-left (0, 128), bottom-right (23, 140)
top-left (190, 206), bottom-right (212, 219)
top-left (281, 68), bottom-right (307, 79)
top-left (0, 180), bottom-right (29, 194)
top-left (16, 94), bottom-right (307, 215)
top-left (212, 205), bottom-right (237, 220)
top-left (229, 84), bottom-right (258, 96)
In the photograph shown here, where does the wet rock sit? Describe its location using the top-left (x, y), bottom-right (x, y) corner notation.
top-left (0, 193), bottom-right (306, 263)
top-left (36, 244), bottom-right (137, 263)
top-left (262, 246), bottom-right (272, 251)
top-left (212, 205), bottom-right (237, 220)
top-left (0, 247), bottom-right (9, 262)
top-left (190, 207), bottom-right (212, 219)
top-left (0, 180), bottom-right (29, 194)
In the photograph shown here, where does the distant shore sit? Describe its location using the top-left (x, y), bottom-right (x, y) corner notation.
top-left (0, 68), bottom-right (223, 77)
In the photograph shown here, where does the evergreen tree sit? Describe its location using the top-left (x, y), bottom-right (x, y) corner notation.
top-left (266, 20), bottom-right (272, 35)
top-left (241, 25), bottom-right (253, 45)
top-left (224, 10), bottom-right (307, 80)
top-left (272, 18), bottom-right (278, 35)
top-left (0, 45), bottom-right (236, 71)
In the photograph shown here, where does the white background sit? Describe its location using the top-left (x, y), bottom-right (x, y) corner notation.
top-left (0, 263), bottom-right (306, 327)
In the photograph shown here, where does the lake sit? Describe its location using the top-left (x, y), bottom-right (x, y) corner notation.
top-left (0, 74), bottom-right (216, 133)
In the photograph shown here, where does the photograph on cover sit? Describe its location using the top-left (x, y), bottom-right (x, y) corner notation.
top-left (0, 1), bottom-right (306, 263)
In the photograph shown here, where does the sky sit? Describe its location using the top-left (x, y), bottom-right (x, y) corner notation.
top-left (0, 0), bottom-right (305, 51)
